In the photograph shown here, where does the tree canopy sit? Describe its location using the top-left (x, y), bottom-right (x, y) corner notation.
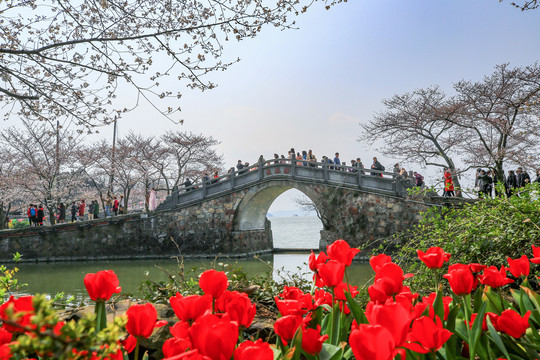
top-left (363, 63), bottom-right (540, 191)
top-left (0, 0), bottom-right (339, 130)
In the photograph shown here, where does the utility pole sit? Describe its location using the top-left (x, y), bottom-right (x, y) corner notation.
top-left (108, 120), bottom-right (117, 195)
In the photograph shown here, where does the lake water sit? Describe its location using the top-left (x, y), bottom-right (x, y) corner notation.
top-left (13, 216), bottom-right (373, 302)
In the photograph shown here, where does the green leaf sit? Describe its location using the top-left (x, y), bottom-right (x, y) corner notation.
top-left (344, 290), bottom-right (368, 325)
top-left (319, 343), bottom-right (344, 360)
top-left (469, 301), bottom-right (487, 358)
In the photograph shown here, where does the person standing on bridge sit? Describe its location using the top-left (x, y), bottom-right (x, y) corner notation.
top-left (333, 152), bottom-right (341, 168)
top-left (237, 160), bottom-right (245, 174)
top-left (371, 157), bottom-right (384, 176)
top-left (307, 150), bottom-right (317, 167)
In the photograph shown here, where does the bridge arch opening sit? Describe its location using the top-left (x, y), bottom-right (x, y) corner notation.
top-left (233, 184), bottom-right (323, 249)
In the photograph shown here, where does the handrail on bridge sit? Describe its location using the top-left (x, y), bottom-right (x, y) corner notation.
top-left (158, 159), bottom-right (412, 211)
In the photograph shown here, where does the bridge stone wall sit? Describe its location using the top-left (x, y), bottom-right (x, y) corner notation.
top-left (0, 174), bottom-right (455, 262)
top-left (0, 209), bottom-right (273, 263)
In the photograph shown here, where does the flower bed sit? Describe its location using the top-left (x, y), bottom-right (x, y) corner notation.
top-left (1, 239), bottom-right (540, 359)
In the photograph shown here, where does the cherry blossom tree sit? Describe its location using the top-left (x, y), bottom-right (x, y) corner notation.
top-left (0, 0), bottom-right (341, 130)
top-left (362, 86), bottom-right (466, 193)
top-left (0, 121), bottom-right (87, 225)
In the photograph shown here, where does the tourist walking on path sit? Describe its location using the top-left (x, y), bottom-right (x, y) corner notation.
top-left (57, 203), bottom-right (66, 223)
top-left (414, 171), bottom-right (424, 186)
top-left (78, 199), bottom-right (86, 221)
top-left (506, 170), bottom-right (517, 197)
top-left (37, 205), bottom-right (44, 226)
top-left (112, 196), bottom-right (119, 216)
top-left (443, 168), bottom-right (455, 197)
top-left (70, 202), bottom-right (77, 222)
top-left (93, 200), bottom-right (99, 219)
top-left (88, 201), bottom-right (94, 220)
top-left (27, 205), bottom-right (34, 226)
top-left (148, 188), bottom-right (157, 211)
top-left (104, 194), bottom-right (112, 217)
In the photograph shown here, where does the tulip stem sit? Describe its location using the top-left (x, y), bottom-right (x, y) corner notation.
top-left (497, 288), bottom-right (505, 312)
top-left (95, 300), bottom-right (106, 332)
top-left (461, 295), bottom-right (474, 360)
top-left (344, 269), bottom-right (351, 295)
top-left (329, 288), bottom-right (335, 344)
top-left (134, 341), bottom-right (140, 360)
top-left (433, 269), bottom-right (439, 293)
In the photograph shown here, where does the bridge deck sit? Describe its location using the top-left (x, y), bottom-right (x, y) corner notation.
top-left (157, 159), bottom-right (413, 211)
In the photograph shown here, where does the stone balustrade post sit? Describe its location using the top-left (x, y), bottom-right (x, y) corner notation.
top-left (230, 167), bottom-right (236, 190)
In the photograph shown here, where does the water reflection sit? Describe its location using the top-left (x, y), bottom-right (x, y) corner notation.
top-left (15, 254), bottom-right (373, 302)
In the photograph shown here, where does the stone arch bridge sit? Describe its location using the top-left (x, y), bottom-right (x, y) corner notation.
top-left (0, 160), bottom-right (441, 262)
top-left (152, 159), bottom-right (427, 255)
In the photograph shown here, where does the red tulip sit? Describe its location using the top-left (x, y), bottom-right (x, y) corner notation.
top-left (308, 251), bottom-right (327, 271)
top-left (496, 309), bottom-right (530, 338)
top-left (334, 282), bottom-right (359, 301)
top-left (313, 289), bottom-right (333, 308)
top-left (274, 315), bottom-right (303, 346)
top-left (469, 263), bottom-right (487, 273)
top-left (422, 293), bottom-right (452, 321)
top-left (443, 266), bottom-right (474, 296)
top-left (163, 337), bottom-right (192, 358)
top-left (233, 339), bottom-right (274, 360)
top-left (278, 286), bottom-right (313, 310)
top-left (507, 255), bottom-right (530, 278)
top-left (170, 293), bottom-right (212, 323)
top-left (0, 295), bottom-right (35, 333)
top-left (126, 303), bottom-right (167, 339)
top-left (165, 321), bottom-right (192, 356)
top-left (275, 298), bottom-right (308, 316)
top-left (349, 324), bottom-right (400, 360)
top-left (301, 325), bottom-right (329, 355)
top-left (0, 327), bottom-right (12, 345)
top-left (224, 292), bottom-right (256, 327)
top-left (317, 260), bottom-right (345, 288)
top-left (368, 262), bottom-right (410, 302)
top-left (417, 247), bottom-right (451, 269)
top-left (83, 270), bottom-right (121, 302)
top-left (327, 239), bottom-right (360, 266)
top-left (121, 335), bottom-right (137, 353)
top-left (163, 349), bottom-right (212, 360)
top-left (369, 254), bottom-right (392, 272)
top-left (365, 301), bottom-right (412, 347)
top-left (531, 245), bottom-right (540, 264)
top-left (405, 316), bottom-right (452, 353)
top-left (478, 266), bottom-right (514, 288)
top-left (188, 314), bottom-right (238, 360)
top-left (199, 270), bottom-right (228, 299)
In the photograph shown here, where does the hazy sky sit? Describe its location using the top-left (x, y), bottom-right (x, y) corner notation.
top-left (103, 0), bottom-right (540, 210)
top-left (8, 0), bottom-right (540, 210)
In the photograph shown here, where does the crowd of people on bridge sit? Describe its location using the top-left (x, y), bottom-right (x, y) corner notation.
top-left (182, 148), bottom-right (427, 192)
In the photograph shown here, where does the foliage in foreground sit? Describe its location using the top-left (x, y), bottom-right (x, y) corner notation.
top-left (397, 183), bottom-right (540, 292)
top-left (3, 240), bottom-right (540, 359)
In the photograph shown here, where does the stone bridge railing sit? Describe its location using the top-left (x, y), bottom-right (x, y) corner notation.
top-left (157, 159), bottom-right (414, 211)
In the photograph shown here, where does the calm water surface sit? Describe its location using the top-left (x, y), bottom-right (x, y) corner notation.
top-left (15, 216), bottom-right (373, 301)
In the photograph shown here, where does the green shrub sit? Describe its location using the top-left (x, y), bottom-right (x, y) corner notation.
top-left (396, 183), bottom-right (540, 292)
